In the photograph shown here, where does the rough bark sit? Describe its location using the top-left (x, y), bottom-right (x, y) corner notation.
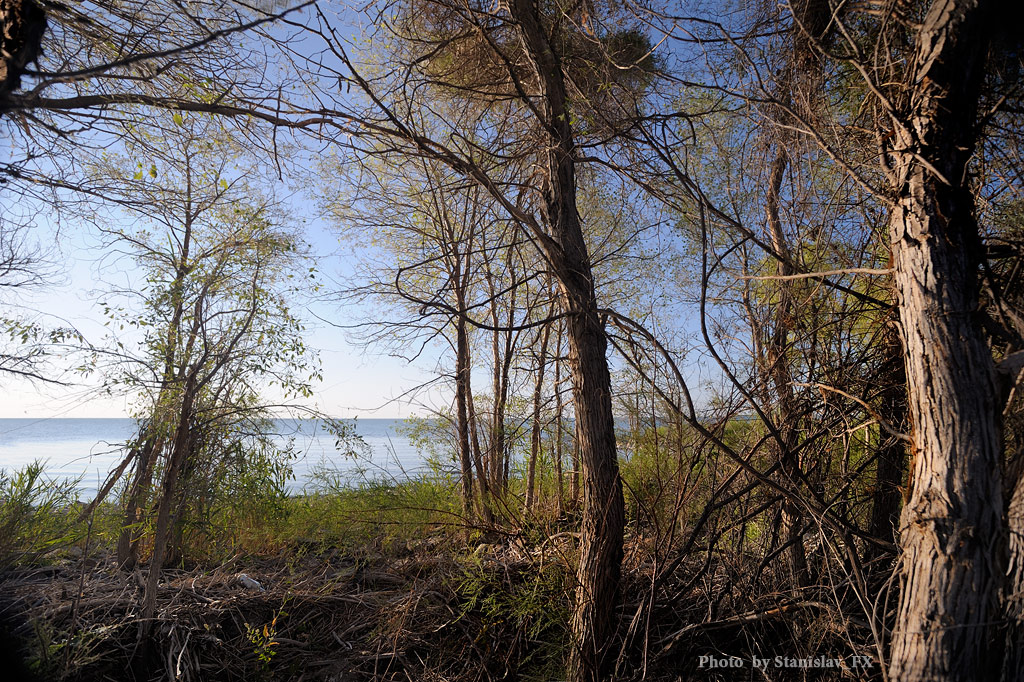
top-left (506, 1), bottom-right (624, 678)
top-left (563, 297), bottom-right (622, 682)
top-left (1003, 464), bottom-right (1024, 681)
top-left (454, 285), bottom-right (476, 525)
top-left (887, 2), bottom-right (1003, 679)
top-left (0, 0), bottom-right (45, 98)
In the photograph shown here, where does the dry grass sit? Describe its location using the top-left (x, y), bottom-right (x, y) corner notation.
top-left (0, 531), bottom-right (581, 682)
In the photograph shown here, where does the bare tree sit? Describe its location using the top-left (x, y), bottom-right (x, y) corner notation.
top-left (322, 137), bottom-right (546, 523)
top-left (65, 113), bottom-right (312, 641)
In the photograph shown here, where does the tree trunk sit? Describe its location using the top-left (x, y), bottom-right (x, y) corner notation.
top-left (116, 433), bottom-right (160, 569)
top-left (455, 311), bottom-right (476, 526)
top-left (764, 148), bottom-right (810, 589)
top-left (0, 0), bottom-right (45, 97)
top-left (506, 1), bottom-right (624, 678)
top-left (486, 269), bottom-right (503, 491)
top-left (868, 325), bottom-right (907, 551)
top-left (499, 317), bottom-right (514, 490)
top-left (570, 415), bottom-right (581, 510)
top-left (466, 363), bottom-right (493, 524)
top-left (119, 217), bottom-right (194, 569)
top-left (525, 309), bottom-right (554, 512)
top-left (166, 424), bottom-right (202, 565)
top-left (554, 333), bottom-right (566, 517)
top-left (1003, 464), bottom-right (1024, 681)
top-left (887, 2), bottom-right (1003, 679)
top-left (754, 0), bottom-right (834, 589)
top-left (563, 300), bottom-right (622, 682)
top-left (141, 382), bottom-right (197, 629)
top-left (483, 267), bottom-right (515, 494)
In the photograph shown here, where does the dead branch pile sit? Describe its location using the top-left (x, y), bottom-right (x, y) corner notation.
top-left (0, 530), bottom-right (888, 682)
top-left (0, 536), bottom-right (520, 682)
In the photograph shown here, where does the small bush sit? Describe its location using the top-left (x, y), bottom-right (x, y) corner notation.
top-left (454, 554), bottom-right (571, 680)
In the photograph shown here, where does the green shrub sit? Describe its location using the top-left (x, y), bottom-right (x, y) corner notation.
top-left (0, 461), bottom-right (82, 569)
top-left (454, 555), bottom-right (571, 679)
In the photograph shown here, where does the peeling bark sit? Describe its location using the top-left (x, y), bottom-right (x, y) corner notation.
top-left (887, 2), bottom-right (1004, 679)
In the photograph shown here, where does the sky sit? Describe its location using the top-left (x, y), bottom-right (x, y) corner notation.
top-left (0, 0), bottom-right (436, 420)
top-left (0, 209), bottom-right (443, 420)
top-left (0, 0), bottom-right (711, 421)
top-left (0, 153), bottom-right (708, 422)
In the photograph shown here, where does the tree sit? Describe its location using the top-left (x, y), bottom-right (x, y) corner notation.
top-left (70, 113), bottom-right (313, 639)
top-left (0, 0), bottom-right (44, 97)
top-left (290, 2), bottom-right (664, 674)
top-left (324, 146), bottom-right (525, 524)
top-left (465, 3), bottom-right (623, 675)
top-left (0, 213), bottom-right (73, 384)
top-left (749, 0), bottom-right (834, 588)
top-left (2, 0), bottom-right (317, 214)
top-left (524, 293), bottom-right (557, 513)
top-left (1, 0), bottom-right (318, 397)
top-left (879, 1), bottom-right (1004, 678)
top-left (619, 0), bottom-right (1021, 675)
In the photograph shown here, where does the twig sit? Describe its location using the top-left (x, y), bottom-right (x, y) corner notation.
top-left (796, 382), bottom-right (911, 443)
top-left (658, 601), bottom-right (833, 652)
top-left (740, 267), bottom-right (892, 281)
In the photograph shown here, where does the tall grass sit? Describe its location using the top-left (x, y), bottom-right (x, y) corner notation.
top-left (0, 461), bottom-right (83, 570)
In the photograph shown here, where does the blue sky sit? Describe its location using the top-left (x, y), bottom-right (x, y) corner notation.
top-left (0, 1), bottom-right (716, 421)
top-left (0, 207), bottom-right (441, 420)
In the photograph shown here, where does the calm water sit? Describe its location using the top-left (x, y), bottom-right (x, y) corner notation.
top-left (0, 418), bottom-right (429, 499)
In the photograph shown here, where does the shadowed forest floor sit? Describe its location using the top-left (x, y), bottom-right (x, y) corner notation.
top-left (1, 519), bottom-right (886, 682)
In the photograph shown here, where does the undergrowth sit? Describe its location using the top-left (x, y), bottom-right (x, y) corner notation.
top-left (0, 429), bottom-right (886, 682)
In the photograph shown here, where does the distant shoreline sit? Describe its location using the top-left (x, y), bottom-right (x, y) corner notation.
top-left (0, 418), bottom-right (427, 499)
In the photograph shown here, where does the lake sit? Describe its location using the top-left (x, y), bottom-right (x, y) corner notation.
top-left (0, 418), bottom-right (432, 499)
